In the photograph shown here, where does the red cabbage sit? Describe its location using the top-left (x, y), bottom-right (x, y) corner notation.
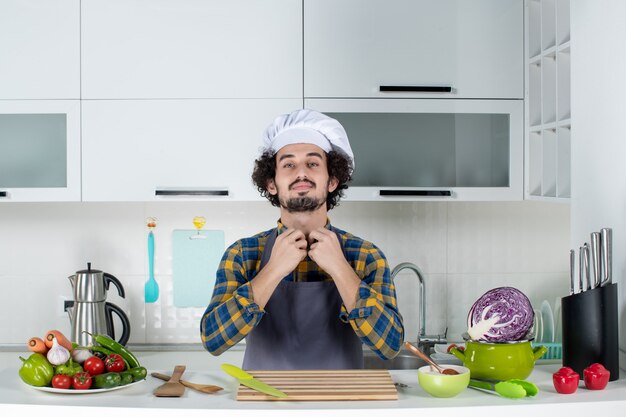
top-left (466, 287), bottom-right (534, 342)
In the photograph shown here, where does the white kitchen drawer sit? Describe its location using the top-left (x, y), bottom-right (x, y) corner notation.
top-left (304, 0), bottom-right (523, 99)
top-left (81, 0), bottom-right (302, 99)
top-left (0, 0), bottom-right (80, 99)
top-left (0, 100), bottom-right (81, 202)
top-left (81, 99), bottom-right (302, 201)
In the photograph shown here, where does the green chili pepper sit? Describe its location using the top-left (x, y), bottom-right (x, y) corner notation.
top-left (128, 366), bottom-right (147, 382)
top-left (88, 345), bottom-right (115, 356)
top-left (84, 332), bottom-right (141, 369)
top-left (18, 353), bottom-right (54, 387)
top-left (93, 372), bottom-right (122, 389)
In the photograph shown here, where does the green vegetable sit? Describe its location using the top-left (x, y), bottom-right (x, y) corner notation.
top-left (93, 372), bottom-right (122, 389)
top-left (119, 371), bottom-right (133, 385)
top-left (54, 359), bottom-right (83, 377)
top-left (87, 345), bottom-right (116, 357)
top-left (85, 332), bottom-right (140, 369)
top-left (18, 353), bottom-right (54, 387)
top-left (128, 366), bottom-right (147, 382)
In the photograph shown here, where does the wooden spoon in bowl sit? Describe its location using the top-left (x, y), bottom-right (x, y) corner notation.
top-left (404, 341), bottom-right (460, 375)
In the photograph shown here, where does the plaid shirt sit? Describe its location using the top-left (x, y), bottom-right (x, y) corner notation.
top-left (200, 221), bottom-right (404, 360)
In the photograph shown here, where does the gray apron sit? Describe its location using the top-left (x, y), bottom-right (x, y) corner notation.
top-left (242, 228), bottom-right (364, 370)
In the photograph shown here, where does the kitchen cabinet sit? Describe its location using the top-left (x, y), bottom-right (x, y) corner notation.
top-left (304, 0), bottom-right (524, 99)
top-left (0, 0), bottom-right (80, 99)
top-left (526, 0), bottom-right (571, 200)
top-left (81, 99), bottom-right (301, 201)
top-left (81, 0), bottom-right (302, 99)
top-left (0, 101), bottom-right (81, 202)
top-left (306, 99), bottom-right (523, 201)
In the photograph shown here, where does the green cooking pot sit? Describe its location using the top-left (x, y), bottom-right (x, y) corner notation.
top-left (450, 341), bottom-right (547, 381)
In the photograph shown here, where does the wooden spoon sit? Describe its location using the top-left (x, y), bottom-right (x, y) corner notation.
top-left (153, 365), bottom-right (186, 397)
top-left (404, 341), bottom-right (460, 375)
top-left (151, 372), bottom-right (223, 394)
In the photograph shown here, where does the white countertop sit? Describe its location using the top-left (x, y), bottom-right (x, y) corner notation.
top-left (2, 348), bottom-right (625, 417)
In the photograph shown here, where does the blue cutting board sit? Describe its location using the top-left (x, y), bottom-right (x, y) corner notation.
top-left (172, 229), bottom-right (224, 308)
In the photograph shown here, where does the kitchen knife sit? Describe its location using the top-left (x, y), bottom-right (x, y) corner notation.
top-left (221, 364), bottom-right (288, 398)
top-left (583, 243), bottom-right (591, 291)
top-left (569, 249), bottom-right (575, 295)
top-left (601, 228), bottom-right (612, 286)
top-left (578, 246), bottom-right (585, 292)
top-left (590, 232), bottom-right (601, 289)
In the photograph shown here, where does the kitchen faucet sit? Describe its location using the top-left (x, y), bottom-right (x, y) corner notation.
top-left (391, 262), bottom-right (447, 353)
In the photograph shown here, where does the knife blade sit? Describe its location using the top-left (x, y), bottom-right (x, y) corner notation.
top-left (221, 364), bottom-right (288, 398)
top-left (569, 249), bottom-right (575, 295)
top-left (590, 232), bottom-right (601, 289)
top-left (578, 246), bottom-right (584, 292)
top-left (582, 243), bottom-right (591, 291)
top-left (237, 377), bottom-right (289, 398)
top-left (601, 228), bottom-right (612, 286)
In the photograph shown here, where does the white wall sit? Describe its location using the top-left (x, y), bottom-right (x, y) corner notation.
top-left (0, 200), bottom-right (569, 346)
top-left (571, 1), bottom-right (626, 367)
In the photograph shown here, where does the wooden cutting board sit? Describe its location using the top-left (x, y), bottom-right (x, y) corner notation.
top-left (236, 369), bottom-right (398, 401)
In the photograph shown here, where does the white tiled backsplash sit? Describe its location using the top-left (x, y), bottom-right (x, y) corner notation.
top-left (0, 201), bottom-right (570, 346)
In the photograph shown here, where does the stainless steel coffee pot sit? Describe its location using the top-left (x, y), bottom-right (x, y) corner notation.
top-left (65, 263), bottom-right (131, 346)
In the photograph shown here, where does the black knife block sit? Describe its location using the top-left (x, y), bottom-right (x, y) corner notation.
top-left (561, 283), bottom-right (619, 381)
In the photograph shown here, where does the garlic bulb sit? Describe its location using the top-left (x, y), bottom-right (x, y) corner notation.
top-left (71, 347), bottom-right (93, 364)
top-left (46, 337), bottom-right (70, 365)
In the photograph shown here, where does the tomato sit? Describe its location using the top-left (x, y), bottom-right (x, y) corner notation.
top-left (51, 374), bottom-right (72, 389)
top-left (83, 356), bottom-right (105, 376)
top-left (105, 354), bottom-right (125, 373)
top-left (552, 366), bottom-right (579, 394)
top-left (72, 371), bottom-right (93, 390)
top-left (583, 363), bottom-right (610, 390)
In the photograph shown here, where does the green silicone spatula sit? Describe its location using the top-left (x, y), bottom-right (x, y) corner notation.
top-left (144, 217), bottom-right (159, 303)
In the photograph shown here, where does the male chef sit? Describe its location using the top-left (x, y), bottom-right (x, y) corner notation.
top-left (200, 109), bottom-right (404, 369)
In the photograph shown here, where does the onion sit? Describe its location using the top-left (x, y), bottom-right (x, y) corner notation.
top-left (466, 287), bottom-right (534, 342)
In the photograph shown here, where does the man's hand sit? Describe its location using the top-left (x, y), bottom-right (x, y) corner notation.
top-left (266, 229), bottom-right (308, 278)
top-left (308, 227), bottom-right (360, 311)
top-left (308, 228), bottom-right (349, 277)
top-left (251, 229), bottom-right (308, 309)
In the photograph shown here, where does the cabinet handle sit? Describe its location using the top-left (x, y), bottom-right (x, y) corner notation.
top-left (0, 191), bottom-right (7, 198)
top-left (155, 189), bottom-right (229, 197)
top-left (379, 190), bottom-right (452, 197)
top-left (379, 85), bottom-right (452, 93)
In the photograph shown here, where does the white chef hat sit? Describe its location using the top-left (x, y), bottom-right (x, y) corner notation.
top-left (262, 109), bottom-right (354, 170)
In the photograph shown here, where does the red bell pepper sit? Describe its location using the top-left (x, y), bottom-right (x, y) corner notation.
top-left (583, 363), bottom-right (610, 390)
top-left (553, 366), bottom-right (580, 394)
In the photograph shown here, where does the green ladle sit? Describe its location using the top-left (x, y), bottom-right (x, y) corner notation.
top-left (469, 378), bottom-right (538, 399)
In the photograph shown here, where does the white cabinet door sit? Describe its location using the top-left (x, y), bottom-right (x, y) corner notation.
top-left (305, 0), bottom-right (523, 99)
top-left (0, 100), bottom-right (81, 202)
top-left (305, 98), bottom-right (523, 201)
top-left (0, 0), bottom-right (80, 99)
top-left (82, 99), bottom-right (302, 201)
top-left (81, 0), bottom-right (302, 99)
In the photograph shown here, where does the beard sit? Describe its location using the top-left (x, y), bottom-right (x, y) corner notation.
top-left (281, 195), bottom-right (325, 212)
top-left (277, 179), bottom-right (328, 213)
